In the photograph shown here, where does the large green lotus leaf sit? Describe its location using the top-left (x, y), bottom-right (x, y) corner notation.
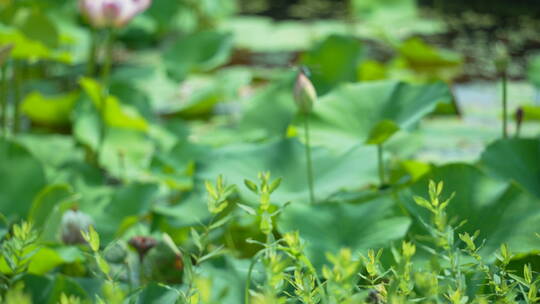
top-left (521, 105), bottom-right (540, 121)
top-left (199, 138), bottom-right (379, 204)
top-left (173, 68), bottom-right (252, 118)
top-left (145, 0), bottom-right (180, 29)
top-left (28, 184), bottom-right (73, 230)
top-left (394, 37), bottom-right (463, 81)
top-left (110, 81), bottom-right (153, 120)
top-left (20, 91), bottom-right (78, 126)
top-left (164, 31), bottom-right (233, 81)
top-left (278, 196), bottom-right (411, 268)
top-left (399, 163), bottom-right (540, 256)
top-left (147, 141), bottom-right (198, 191)
top-left (80, 77), bottom-right (149, 132)
top-left (16, 134), bottom-right (85, 183)
top-left (22, 274), bottom-right (88, 304)
top-left (17, 9), bottom-right (59, 49)
top-left (27, 247), bottom-right (65, 275)
top-left (301, 34), bottom-right (365, 95)
top-left (353, 0), bottom-right (417, 22)
top-left (306, 80), bottom-right (452, 147)
top-left (0, 26), bottom-right (70, 62)
top-left (238, 72), bottom-right (297, 140)
top-left (26, 246), bottom-right (85, 275)
top-left (351, 0), bottom-right (444, 38)
top-left (222, 17), bottom-right (314, 52)
top-left (0, 139), bottom-right (47, 219)
top-left (479, 138), bottom-right (540, 198)
top-left (112, 66), bottom-right (178, 115)
top-left (72, 97), bottom-right (101, 150)
top-left (99, 128), bottom-right (155, 179)
top-left (135, 283), bottom-right (179, 304)
top-left (193, 257), bottom-right (250, 304)
top-left (152, 185), bottom-right (210, 227)
top-left (527, 54), bottom-right (540, 89)
top-left (97, 183), bottom-right (159, 241)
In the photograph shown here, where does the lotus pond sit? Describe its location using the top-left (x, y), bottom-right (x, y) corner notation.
top-left (1, 1), bottom-right (540, 303)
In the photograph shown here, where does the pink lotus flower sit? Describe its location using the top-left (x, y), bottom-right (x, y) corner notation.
top-left (80, 0), bottom-right (152, 29)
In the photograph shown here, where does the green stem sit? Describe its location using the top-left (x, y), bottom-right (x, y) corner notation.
top-left (86, 29), bottom-right (98, 77)
top-left (12, 60), bottom-right (22, 134)
top-left (101, 30), bottom-right (115, 87)
top-left (299, 255), bottom-right (328, 304)
top-left (303, 114), bottom-right (315, 204)
top-left (377, 143), bottom-right (385, 186)
top-left (245, 251), bottom-right (265, 304)
top-left (502, 72), bottom-right (508, 138)
top-left (98, 30), bottom-right (115, 158)
top-left (1, 63), bottom-right (7, 136)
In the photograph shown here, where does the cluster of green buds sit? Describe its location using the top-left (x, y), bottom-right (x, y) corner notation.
top-left (205, 174), bottom-right (236, 214)
top-left (293, 68), bottom-right (317, 114)
top-left (413, 180), bottom-right (455, 249)
top-left (394, 241), bottom-right (416, 296)
top-left (322, 248), bottom-right (361, 302)
top-left (1, 221), bottom-right (38, 280)
top-left (244, 172), bottom-right (282, 236)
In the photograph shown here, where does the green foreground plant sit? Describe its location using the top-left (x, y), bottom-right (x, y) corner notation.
top-left (1, 179), bottom-right (539, 303)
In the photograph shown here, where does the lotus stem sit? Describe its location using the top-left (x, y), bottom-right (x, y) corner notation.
top-left (98, 29), bottom-right (115, 157)
top-left (244, 250), bottom-right (264, 304)
top-left (86, 28), bottom-right (98, 76)
top-left (13, 60), bottom-right (22, 134)
top-left (377, 143), bottom-right (385, 187)
top-left (1, 63), bottom-right (7, 136)
top-left (501, 72), bottom-right (508, 138)
top-left (303, 113), bottom-right (315, 204)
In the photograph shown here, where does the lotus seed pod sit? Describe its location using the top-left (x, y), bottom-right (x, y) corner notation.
top-left (103, 242), bottom-right (128, 263)
top-left (128, 236), bottom-right (157, 262)
top-left (79, 0), bottom-right (152, 29)
top-left (293, 71), bottom-right (317, 114)
top-left (61, 209), bottom-right (94, 245)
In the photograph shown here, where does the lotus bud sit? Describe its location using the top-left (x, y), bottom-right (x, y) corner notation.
top-left (128, 236), bottom-right (157, 262)
top-left (79, 0), bottom-right (152, 29)
top-left (494, 42), bottom-right (510, 75)
top-left (61, 208), bottom-right (94, 245)
top-left (293, 70), bottom-right (317, 114)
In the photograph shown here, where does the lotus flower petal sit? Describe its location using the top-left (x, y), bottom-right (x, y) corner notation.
top-left (79, 0), bottom-right (152, 29)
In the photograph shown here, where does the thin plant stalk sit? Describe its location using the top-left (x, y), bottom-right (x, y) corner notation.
top-left (86, 28), bottom-right (98, 76)
top-left (101, 30), bottom-right (115, 87)
top-left (98, 30), bottom-right (115, 157)
top-left (1, 63), bottom-right (8, 136)
top-left (303, 113), bottom-right (315, 204)
top-left (244, 250), bottom-right (264, 304)
top-left (12, 60), bottom-right (22, 134)
top-left (501, 72), bottom-right (508, 138)
top-left (377, 143), bottom-right (385, 186)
